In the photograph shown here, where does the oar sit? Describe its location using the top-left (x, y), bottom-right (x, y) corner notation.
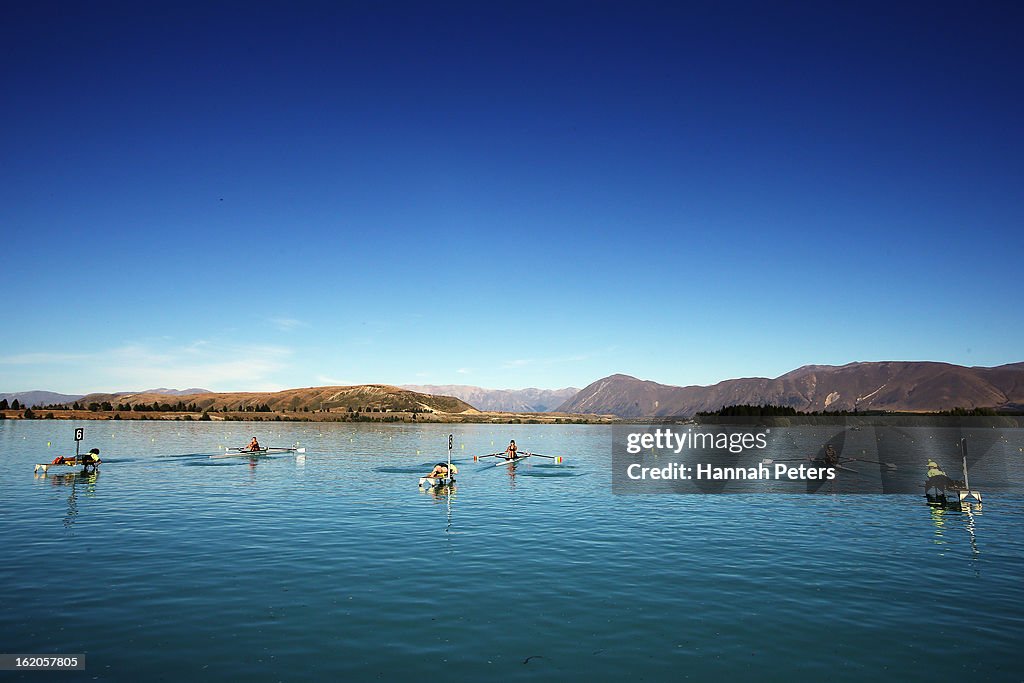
top-left (850, 457), bottom-right (897, 469)
top-left (523, 451), bottom-right (564, 463)
top-left (763, 456), bottom-right (851, 466)
top-left (473, 452), bottom-right (505, 461)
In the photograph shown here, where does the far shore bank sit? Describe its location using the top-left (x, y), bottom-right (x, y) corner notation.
top-left (0, 409), bottom-right (617, 425)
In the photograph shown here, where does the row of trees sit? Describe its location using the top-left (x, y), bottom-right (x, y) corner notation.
top-left (45, 401), bottom-right (278, 413)
top-left (698, 404), bottom-right (1017, 417)
top-left (697, 404), bottom-right (808, 417)
top-left (937, 406), bottom-right (1009, 416)
top-left (1, 399), bottom-right (443, 415)
top-left (11, 408), bottom-right (51, 419)
top-left (211, 404), bottom-right (274, 413)
top-left (697, 404), bottom-right (866, 417)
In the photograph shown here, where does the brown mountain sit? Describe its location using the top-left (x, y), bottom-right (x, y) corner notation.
top-left (76, 385), bottom-right (474, 414)
top-left (557, 362), bottom-right (1024, 417)
top-left (399, 384), bottom-right (579, 412)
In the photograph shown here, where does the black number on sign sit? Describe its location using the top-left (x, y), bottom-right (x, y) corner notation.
top-left (74, 428), bottom-right (84, 442)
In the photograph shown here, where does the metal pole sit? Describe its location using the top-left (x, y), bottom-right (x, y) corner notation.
top-left (446, 434), bottom-right (454, 533)
top-left (961, 438), bottom-right (970, 490)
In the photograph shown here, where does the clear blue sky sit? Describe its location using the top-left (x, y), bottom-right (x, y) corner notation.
top-left (2, 1), bottom-right (1022, 394)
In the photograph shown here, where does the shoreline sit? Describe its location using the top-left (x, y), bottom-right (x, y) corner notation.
top-left (0, 409), bottom-right (617, 425)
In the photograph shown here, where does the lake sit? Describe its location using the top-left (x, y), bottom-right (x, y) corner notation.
top-left (1, 420), bottom-right (1022, 681)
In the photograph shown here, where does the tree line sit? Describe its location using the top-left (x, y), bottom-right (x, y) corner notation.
top-left (1, 398), bottom-right (442, 416)
top-left (697, 404), bottom-right (863, 417)
top-left (697, 404), bottom-right (1016, 417)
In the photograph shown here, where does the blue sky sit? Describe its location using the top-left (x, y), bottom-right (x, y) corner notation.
top-left (2, 1), bottom-right (1022, 394)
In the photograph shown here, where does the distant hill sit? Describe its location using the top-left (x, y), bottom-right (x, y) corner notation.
top-left (557, 362), bottom-right (1024, 417)
top-left (75, 385), bottom-right (473, 414)
top-left (0, 391), bottom-right (85, 407)
top-left (400, 385), bottom-right (578, 412)
top-left (0, 388), bottom-right (211, 407)
top-left (138, 387), bottom-right (213, 396)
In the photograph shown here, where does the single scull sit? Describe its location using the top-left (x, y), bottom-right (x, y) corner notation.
top-left (474, 450), bottom-right (563, 466)
top-left (211, 446), bottom-right (306, 459)
top-left (420, 434), bottom-right (457, 488)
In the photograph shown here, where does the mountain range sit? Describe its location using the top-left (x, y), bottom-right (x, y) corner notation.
top-left (0, 388), bottom-right (211, 407)
top-left (6, 361), bottom-right (1022, 417)
top-left (399, 385), bottom-right (578, 412)
top-left (557, 362), bottom-right (1024, 417)
top-left (0, 391), bottom-right (86, 407)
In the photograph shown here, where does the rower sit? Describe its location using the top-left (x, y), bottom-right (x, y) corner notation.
top-left (925, 459), bottom-right (962, 496)
top-left (81, 448), bottom-right (101, 472)
top-left (810, 443), bottom-right (839, 467)
top-left (504, 440), bottom-right (518, 460)
top-left (426, 462), bottom-right (458, 479)
top-left (247, 437), bottom-right (261, 452)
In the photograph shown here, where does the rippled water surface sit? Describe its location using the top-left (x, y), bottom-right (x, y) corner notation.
top-left (1, 421), bottom-right (1022, 681)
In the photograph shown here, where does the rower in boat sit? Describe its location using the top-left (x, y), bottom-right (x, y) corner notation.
top-left (81, 448), bottom-right (101, 472)
top-left (43, 448), bottom-right (101, 473)
top-left (503, 440), bottom-right (519, 461)
top-left (925, 459), bottom-right (963, 497)
top-left (425, 462), bottom-right (458, 480)
top-left (805, 442), bottom-right (860, 475)
top-left (808, 443), bottom-right (846, 469)
top-left (246, 437), bottom-right (261, 452)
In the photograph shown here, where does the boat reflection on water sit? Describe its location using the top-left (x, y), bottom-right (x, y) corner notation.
top-left (927, 495), bottom-right (982, 558)
top-left (420, 482), bottom-right (457, 535)
top-left (421, 481), bottom-right (456, 501)
top-left (503, 460), bottom-right (519, 488)
top-left (34, 468), bottom-right (100, 489)
top-left (34, 469), bottom-right (100, 530)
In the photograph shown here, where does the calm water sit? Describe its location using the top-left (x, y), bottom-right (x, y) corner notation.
top-left (1, 420), bottom-right (1022, 682)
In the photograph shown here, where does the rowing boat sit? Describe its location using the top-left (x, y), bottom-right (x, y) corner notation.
top-left (925, 438), bottom-right (981, 503)
top-left (475, 450), bottom-right (563, 465)
top-left (419, 434), bottom-right (457, 488)
top-left (34, 460), bottom-right (95, 473)
top-left (418, 475), bottom-right (454, 488)
top-left (494, 454), bottom-right (531, 467)
top-left (211, 447), bottom-right (306, 459)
